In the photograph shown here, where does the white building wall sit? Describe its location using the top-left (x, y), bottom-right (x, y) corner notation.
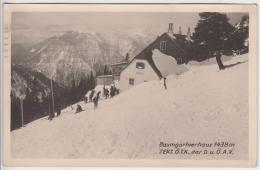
top-left (120, 59), bottom-right (159, 92)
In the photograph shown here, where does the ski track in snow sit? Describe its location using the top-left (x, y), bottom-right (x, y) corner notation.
top-left (11, 54), bottom-right (249, 159)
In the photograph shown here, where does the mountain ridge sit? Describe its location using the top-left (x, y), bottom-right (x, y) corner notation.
top-left (13, 30), bottom-right (151, 88)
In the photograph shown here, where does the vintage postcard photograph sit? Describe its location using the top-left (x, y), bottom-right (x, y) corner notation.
top-left (3, 4), bottom-right (257, 167)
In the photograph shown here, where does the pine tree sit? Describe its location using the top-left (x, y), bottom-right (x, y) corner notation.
top-left (231, 14), bottom-right (249, 53)
top-left (192, 12), bottom-right (235, 70)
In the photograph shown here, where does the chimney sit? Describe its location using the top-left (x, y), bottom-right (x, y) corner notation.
top-left (168, 23), bottom-right (174, 34)
top-left (178, 26), bottom-right (182, 35)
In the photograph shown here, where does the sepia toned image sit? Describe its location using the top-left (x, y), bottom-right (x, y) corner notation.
top-left (3, 4), bottom-right (257, 167)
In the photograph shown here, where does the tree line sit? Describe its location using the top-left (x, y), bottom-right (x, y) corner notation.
top-left (11, 66), bottom-right (98, 130)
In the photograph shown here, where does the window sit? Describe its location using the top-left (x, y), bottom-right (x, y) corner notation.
top-left (176, 57), bottom-right (182, 64)
top-left (129, 78), bottom-right (135, 85)
top-left (136, 62), bottom-right (145, 69)
top-left (160, 41), bottom-right (167, 51)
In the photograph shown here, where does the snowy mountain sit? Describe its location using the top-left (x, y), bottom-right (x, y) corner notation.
top-left (11, 54), bottom-right (248, 160)
top-left (15, 31), bottom-right (151, 87)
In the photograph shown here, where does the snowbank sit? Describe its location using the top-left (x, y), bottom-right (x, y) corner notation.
top-left (11, 54), bottom-right (249, 160)
top-left (152, 49), bottom-right (188, 77)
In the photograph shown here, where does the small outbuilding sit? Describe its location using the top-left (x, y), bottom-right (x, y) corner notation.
top-left (96, 75), bottom-right (113, 86)
top-left (110, 61), bottom-right (128, 81)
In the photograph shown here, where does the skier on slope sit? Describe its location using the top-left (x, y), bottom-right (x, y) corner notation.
top-left (105, 88), bottom-right (109, 99)
top-left (75, 104), bottom-right (83, 113)
top-left (93, 91), bottom-right (101, 109)
top-left (48, 96), bottom-right (55, 120)
top-left (48, 109), bottom-right (54, 120)
top-left (89, 89), bottom-right (95, 102)
top-left (110, 86), bottom-right (114, 98)
top-left (56, 103), bottom-right (61, 116)
top-left (84, 96), bottom-right (88, 104)
top-left (103, 85), bottom-right (106, 98)
top-left (163, 77), bottom-right (167, 90)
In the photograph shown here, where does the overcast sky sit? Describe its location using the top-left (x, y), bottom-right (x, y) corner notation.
top-left (12, 12), bottom-right (247, 45)
top-left (13, 12), bottom-right (246, 29)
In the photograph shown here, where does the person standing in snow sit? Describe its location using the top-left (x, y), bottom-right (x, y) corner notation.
top-left (163, 77), bottom-right (167, 90)
top-left (84, 96), bottom-right (88, 104)
top-left (89, 89), bottom-right (95, 102)
top-left (48, 109), bottom-right (54, 120)
top-left (112, 85), bottom-right (117, 96)
top-left (110, 86), bottom-right (114, 98)
top-left (93, 91), bottom-right (101, 109)
top-left (103, 85), bottom-right (106, 98)
top-left (105, 88), bottom-right (109, 99)
top-left (48, 97), bottom-right (55, 120)
top-left (56, 103), bottom-right (61, 116)
top-left (115, 87), bottom-right (119, 95)
top-left (75, 104), bottom-right (83, 113)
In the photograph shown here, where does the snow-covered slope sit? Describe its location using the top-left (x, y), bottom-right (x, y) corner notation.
top-left (11, 54), bottom-right (249, 159)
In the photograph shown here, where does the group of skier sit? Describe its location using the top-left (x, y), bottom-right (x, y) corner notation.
top-left (48, 78), bottom-right (166, 120)
top-left (103, 85), bottom-right (119, 99)
top-left (82, 90), bottom-right (102, 110)
top-left (93, 91), bottom-right (101, 109)
top-left (82, 84), bottom-right (120, 110)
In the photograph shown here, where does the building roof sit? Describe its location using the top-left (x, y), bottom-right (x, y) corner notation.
top-left (134, 33), bottom-right (188, 60)
top-left (123, 32), bottom-right (189, 79)
top-left (110, 61), bottom-right (128, 67)
top-left (96, 75), bottom-right (113, 78)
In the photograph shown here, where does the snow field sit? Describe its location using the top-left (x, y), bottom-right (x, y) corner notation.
top-left (11, 54), bottom-right (249, 159)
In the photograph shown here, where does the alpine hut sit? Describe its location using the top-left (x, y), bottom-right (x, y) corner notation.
top-left (119, 23), bottom-right (191, 92)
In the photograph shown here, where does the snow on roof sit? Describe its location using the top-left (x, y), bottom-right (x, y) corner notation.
top-left (96, 75), bottom-right (113, 78)
top-left (152, 49), bottom-right (188, 77)
top-left (167, 33), bottom-right (176, 40)
top-left (120, 32), bottom-right (190, 79)
top-left (110, 61), bottom-right (128, 67)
